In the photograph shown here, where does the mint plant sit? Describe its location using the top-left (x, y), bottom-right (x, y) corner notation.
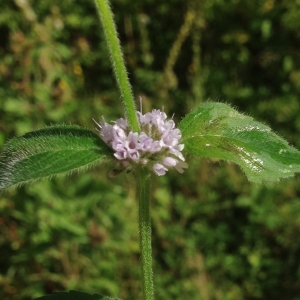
top-left (1, 1), bottom-right (300, 300)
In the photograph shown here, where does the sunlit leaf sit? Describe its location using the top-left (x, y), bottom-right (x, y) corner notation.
top-left (0, 125), bottom-right (112, 190)
top-left (179, 102), bottom-right (300, 183)
top-left (34, 290), bottom-right (121, 300)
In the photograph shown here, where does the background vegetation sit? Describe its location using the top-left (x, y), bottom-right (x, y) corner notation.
top-left (1, 0), bottom-right (300, 299)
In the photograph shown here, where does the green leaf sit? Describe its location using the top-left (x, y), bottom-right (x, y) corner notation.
top-left (179, 102), bottom-right (300, 183)
top-left (34, 290), bottom-right (121, 300)
top-left (0, 125), bottom-right (112, 190)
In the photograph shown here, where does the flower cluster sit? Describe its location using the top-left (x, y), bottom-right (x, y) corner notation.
top-left (94, 109), bottom-right (188, 176)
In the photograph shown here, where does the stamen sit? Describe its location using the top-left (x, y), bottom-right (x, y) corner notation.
top-left (92, 118), bottom-right (102, 128)
top-left (139, 96), bottom-right (143, 114)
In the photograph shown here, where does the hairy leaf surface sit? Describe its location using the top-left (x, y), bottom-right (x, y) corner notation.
top-left (0, 125), bottom-right (112, 190)
top-left (179, 102), bottom-right (300, 183)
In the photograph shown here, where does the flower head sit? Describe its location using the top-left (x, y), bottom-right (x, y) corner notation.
top-left (94, 109), bottom-right (188, 176)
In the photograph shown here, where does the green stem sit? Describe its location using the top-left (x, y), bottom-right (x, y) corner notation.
top-left (94, 2), bottom-right (154, 298)
top-left (137, 167), bottom-right (155, 300)
top-left (94, 0), bottom-right (140, 132)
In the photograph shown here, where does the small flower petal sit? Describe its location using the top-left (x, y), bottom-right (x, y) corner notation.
top-left (162, 157), bottom-right (177, 167)
top-left (115, 118), bottom-right (127, 129)
top-left (153, 163), bottom-right (168, 176)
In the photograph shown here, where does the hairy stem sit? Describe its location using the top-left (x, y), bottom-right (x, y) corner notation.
top-left (94, 2), bottom-right (154, 299)
top-left (137, 167), bottom-right (155, 300)
top-left (94, 0), bottom-right (140, 132)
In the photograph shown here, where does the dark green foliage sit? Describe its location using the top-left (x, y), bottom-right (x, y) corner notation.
top-left (180, 102), bottom-right (300, 182)
top-left (0, 125), bottom-right (112, 190)
top-left (1, 0), bottom-right (300, 299)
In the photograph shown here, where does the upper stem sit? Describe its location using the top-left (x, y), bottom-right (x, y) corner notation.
top-left (137, 167), bottom-right (155, 300)
top-left (94, 0), bottom-right (140, 132)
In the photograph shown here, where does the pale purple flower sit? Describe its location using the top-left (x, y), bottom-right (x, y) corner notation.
top-left (162, 157), bottom-right (177, 167)
top-left (94, 108), bottom-right (188, 176)
top-left (99, 123), bottom-right (114, 143)
top-left (115, 118), bottom-right (127, 129)
top-left (168, 144), bottom-right (185, 161)
top-left (153, 163), bottom-right (168, 176)
top-left (126, 132), bottom-right (140, 160)
top-left (139, 132), bottom-right (161, 153)
top-left (138, 112), bottom-right (152, 124)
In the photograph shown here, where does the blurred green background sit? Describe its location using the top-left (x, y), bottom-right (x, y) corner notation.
top-left (1, 0), bottom-right (300, 299)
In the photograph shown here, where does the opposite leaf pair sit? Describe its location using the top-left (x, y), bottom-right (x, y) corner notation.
top-left (1, 102), bottom-right (300, 191)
